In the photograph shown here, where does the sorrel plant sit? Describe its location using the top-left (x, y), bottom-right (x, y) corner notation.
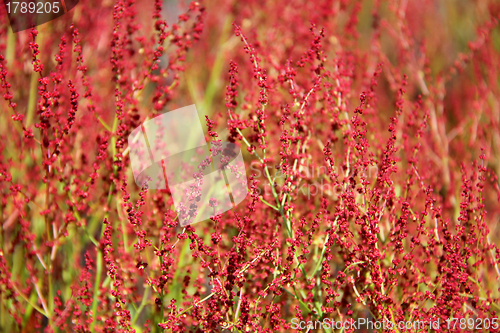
top-left (0, 0), bottom-right (500, 332)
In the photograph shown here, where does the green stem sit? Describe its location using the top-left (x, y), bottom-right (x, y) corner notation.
top-left (12, 284), bottom-right (48, 318)
top-left (91, 113), bottom-right (120, 332)
top-left (6, 29), bottom-right (15, 67)
top-left (89, 250), bottom-right (102, 332)
top-left (259, 197), bottom-right (279, 210)
top-left (131, 286), bottom-right (150, 325)
top-left (175, 292), bottom-right (214, 319)
top-left (26, 72), bottom-right (38, 128)
top-left (97, 116), bottom-right (112, 132)
top-left (309, 234), bottom-right (329, 278)
top-left (282, 287), bottom-right (311, 313)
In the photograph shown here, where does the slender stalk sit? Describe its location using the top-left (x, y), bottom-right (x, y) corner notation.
top-left (90, 113), bottom-right (119, 332)
top-left (26, 72), bottom-right (38, 128)
top-left (6, 29), bottom-right (15, 67)
top-left (309, 234), bottom-right (329, 278)
top-left (12, 284), bottom-right (48, 318)
top-left (175, 292), bottom-right (215, 319)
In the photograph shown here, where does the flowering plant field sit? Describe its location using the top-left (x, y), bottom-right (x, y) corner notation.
top-left (1, 0), bottom-right (500, 332)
